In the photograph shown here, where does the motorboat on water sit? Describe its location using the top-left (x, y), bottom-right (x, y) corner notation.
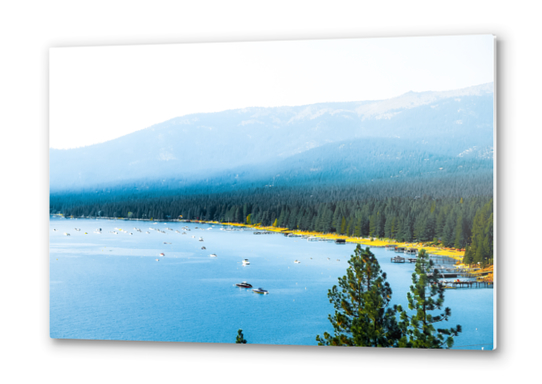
top-left (294, 260), bottom-right (300, 264)
top-left (210, 254), bottom-right (217, 257)
top-left (201, 246), bottom-right (206, 250)
top-left (242, 259), bottom-right (250, 266)
top-left (159, 253), bottom-right (165, 257)
top-left (236, 281), bottom-right (253, 288)
top-left (199, 237), bottom-right (204, 241)
top-left (252, 288), bottom-right (268, 294)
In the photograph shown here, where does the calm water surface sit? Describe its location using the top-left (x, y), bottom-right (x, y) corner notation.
top-left (50, 217), bottom-right (494, 349)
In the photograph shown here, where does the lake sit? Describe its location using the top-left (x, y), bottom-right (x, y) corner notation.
top-left (50, 217), bottom-right (494, 349)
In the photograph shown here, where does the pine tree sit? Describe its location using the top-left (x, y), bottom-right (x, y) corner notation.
top-left (397, 249), bottom-right (462, 348)
top-left (316, 245), bottom-right (401, 347)
top-left (346, 216), bottom-right (355, 237)
top-left (354, 214), bottom-right (362, 237)
top-left (235, 329), bottom-right (247, 344)
top-left (340, 216), bottom-right (347, 234)
top-left (463, 200), bottom-right (493, 266)
top-left (454, 213), bottom-right (465, 249)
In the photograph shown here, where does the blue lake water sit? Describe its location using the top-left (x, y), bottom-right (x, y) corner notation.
top-left (50, 217), bottom-right (494, 349)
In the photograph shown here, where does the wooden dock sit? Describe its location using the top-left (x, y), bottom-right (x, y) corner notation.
top-left (441, 280), bottom-right (494, 289)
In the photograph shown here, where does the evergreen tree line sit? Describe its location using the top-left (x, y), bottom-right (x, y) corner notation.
top-left (51, 184), bottom-right (493, 265)
top-left (463, 199), bottom-right (494, 265)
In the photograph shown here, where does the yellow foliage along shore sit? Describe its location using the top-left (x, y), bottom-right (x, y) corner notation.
top-left (188, 220), bottom-right (466, 261)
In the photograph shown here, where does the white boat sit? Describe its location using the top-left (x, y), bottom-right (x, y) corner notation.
top-left (242, 259), bottom-right (250, 265)
top-left (210, 254), bottom-right (217, 258)
top-left (159, 253), bottom-right (165, 257)
top-left (294, 260), bottom-right (300, 264)
top-left (64, 232), bottom-right (70, 236)
top-left (252, 287), bottom-right (268, 295)
top-left (199, 237), bottom-right (203, 241)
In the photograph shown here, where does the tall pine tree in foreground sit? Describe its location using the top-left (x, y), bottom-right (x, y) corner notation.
top-left (397, 249), bottom-right (462, 348)
top-left (316, 245), bottom-right (400, 347)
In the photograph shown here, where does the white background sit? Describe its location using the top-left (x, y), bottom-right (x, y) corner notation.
top-left (0, 1), bottom-right (537, 383)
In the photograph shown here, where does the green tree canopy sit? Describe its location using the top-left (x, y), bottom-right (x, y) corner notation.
top-left (235, 329), bottom-right (247, 344)
top-left (397, 249), bottom-right (462, 348)
top-left (316, 245), bottom-right (400, 347)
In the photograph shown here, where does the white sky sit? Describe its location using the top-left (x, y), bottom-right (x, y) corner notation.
top-left (49, 34), bottom-right (494, 149)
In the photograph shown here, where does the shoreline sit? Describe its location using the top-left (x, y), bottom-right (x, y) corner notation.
top-left (52, 214), bottom-right (466, 261)
top-left (51, 214), bottom-right (492, 282)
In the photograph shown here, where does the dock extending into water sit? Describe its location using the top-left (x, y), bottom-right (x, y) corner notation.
top-left (442, 280), bottom-right (494, 289)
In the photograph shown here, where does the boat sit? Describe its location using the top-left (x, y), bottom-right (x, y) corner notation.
top-left (199, 237), bottom-right (203, 241)
top-left (159, 253), bottom-right (165, 257)
top-left (294, 260), bottom-right (300, 264)
top-left (210, 254), bottom-right (217, 257)
top-left (201, 246), bottom-right (206, 250)
top-left (252, 288), bottom-right (269, 294)
top-left (242, 259), bottom-right (250, 265)
top-left (64, 232), bottom-right (70, 236)
top-left (236, 281), bottom-right (253, 288)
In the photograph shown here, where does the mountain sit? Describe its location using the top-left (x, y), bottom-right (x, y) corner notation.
top-left (50, 83), bottom-right (494, 192)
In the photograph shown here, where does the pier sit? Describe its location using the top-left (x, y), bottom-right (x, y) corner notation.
top-left (441, 280), bottom-right (494, 289)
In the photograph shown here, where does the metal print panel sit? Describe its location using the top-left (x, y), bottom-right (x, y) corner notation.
top-left (49, 35), bottom-right (495, 350)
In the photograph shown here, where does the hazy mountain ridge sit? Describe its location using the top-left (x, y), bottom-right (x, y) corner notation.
top-left (50, 83), bottom-right (494, 192)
